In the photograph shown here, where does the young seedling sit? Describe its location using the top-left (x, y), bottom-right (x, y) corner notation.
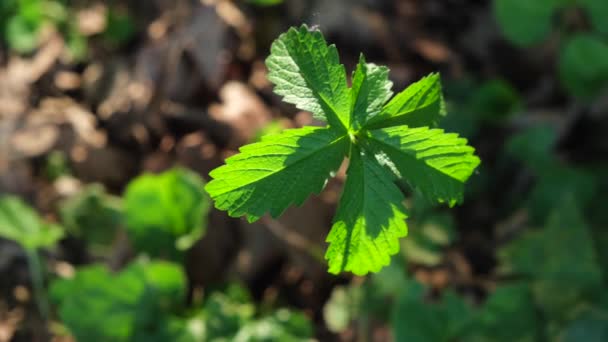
top-left (205, 25), bottom-right (480, 275)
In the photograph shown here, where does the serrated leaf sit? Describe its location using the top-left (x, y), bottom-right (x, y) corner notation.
top-left (266, 24), bottom-right (350, 130)
top-left (0, 195), bottom-right (64, 250)
top-left (493, 0), bottom-right (561, 47)
top-left (559, 34), bottom-right (608, 99)
top-left (368, 126), bottom-right (480, 206)
top-left (209, 26), bottom-right (481, 276)
top-left (325, 147), bottom-right (408, 275)
top-left (364, 73), bottom-right (445, 129)
top-left (350, 54), bottom-right (393, 129)
top-left (206, 126), bottom-right (348, 222)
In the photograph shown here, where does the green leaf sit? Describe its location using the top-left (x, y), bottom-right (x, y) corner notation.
top-left (392, 281), bottom-right (472, 342)
top-left (124, 168), bottom-right (210, 257)
top-left (368, 126), bottom-right (480, 206)
top-left (59, 184), bottom-right (123, 254)
top-left (506, 125), bottom-right (557, 173)
top-left (266, 25), bottom-right (350, 130)
top-left (468, 79), bottom-right (521, 122)
top-left (0, 195), bottom-right (63, 250)
top-left (559, 34), bottom-right (608, 99)
top-left (208, 26), bottom-right (480, 275)
top-left (498, 199), bottom-right (603, 318)
top-left (350, 54), bottom-right (393, 129)
top-left (5, 14), bottom-right (39, 53)
top-left (51, 260), bottom-right (188, 342)
top-left (365, 73), bottom-right (445, 129)
top-left (325, 147), bottom-right (408, 275)
top-left (493, 0), bottom-right (561, 47)
top-left (465, 284), bottom-right (540, 342)
top-left (206, 127), bottom-right (348, 222)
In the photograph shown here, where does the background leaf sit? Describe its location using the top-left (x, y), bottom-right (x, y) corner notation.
top-left (124, 168), bottom-right (210, 258)
top-left (0, 195), bottom-right (63, 250)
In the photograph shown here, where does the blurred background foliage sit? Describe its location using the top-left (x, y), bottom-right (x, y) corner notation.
top-left (0, 0), bottom-right (607, 341)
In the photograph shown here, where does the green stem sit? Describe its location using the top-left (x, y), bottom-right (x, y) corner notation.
top-left (25, 248), bottom-right (49, 320)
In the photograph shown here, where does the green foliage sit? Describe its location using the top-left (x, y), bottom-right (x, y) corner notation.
top-left (103, 8), bottom-right (135, 47)
top-left (206, 25), bottom-right (480, 276)
top-left (581, 0), bottom-right (608, 36)
top-left (0, 195), bottom-right (63, 250)
top-left (499, 199), bottom-right (603, 321)
top-left (464, 284), bottom-right (540, 342)
top-left (559, 34), bottom-right (608, 99)
top-left (199, 284), bottom-right (312, 341)
top-left (59, 184), bottom-right (123, 255)
top-left (0, 1), bottom-right (135, 57)
top-left (391, 281), bottom-right (472, 342)
top-left (506, 125), bottom-right (597, 223)
top-left (467, 79), bottom-right (521, 123)
top-left (124, 168), bottom-right (211, 258)
top-left (50, 260), bottom-right (197, 342)
top-left (493, 0), bottom-right (563, 47)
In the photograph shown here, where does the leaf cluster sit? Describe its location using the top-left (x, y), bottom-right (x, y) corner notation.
top-left (206, 25), bottom-right (480, 275)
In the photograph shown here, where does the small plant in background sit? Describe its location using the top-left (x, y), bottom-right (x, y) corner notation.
top-left (0, 0), bottom-right (135, 59)
top-left (123, 168), bottom-right (211, 260)
top-left (205, 25), bottom-right (480, 275)
top-left (0, 196), bottom-right (64, 318)
top-left (494, 0), bottom-right (608, 99)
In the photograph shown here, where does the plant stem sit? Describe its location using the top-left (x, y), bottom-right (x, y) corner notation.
top-left (25, 248), bottom-right (49, 320)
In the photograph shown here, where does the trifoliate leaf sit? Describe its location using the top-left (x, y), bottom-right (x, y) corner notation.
top-left (325, 147), bottom-right (408, 275)
top-left (0, 195), bottom-right (64, 250)
top-left (350, 54), bottom-right (393, 129)
top-left (368, 126), bottom-right (480, 206)
top-left (206, 127), bottom-right (349, 222)
top-left (266, 25), bottom-right (350, 130)
top-left (559, 34), bottom-right (608, 99)
top-left (364, 73), bottom-right (445, 129)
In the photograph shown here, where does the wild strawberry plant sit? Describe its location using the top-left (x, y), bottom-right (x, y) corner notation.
top-left (205, 25), bottom-right (480, 275)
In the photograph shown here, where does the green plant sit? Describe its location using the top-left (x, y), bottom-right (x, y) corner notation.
top-left (51, 263), bottom-right (312, 342)
top-left (0, 195), bottom-right (64, 318)
top-left (205, 25), bottom-right (480, 275)
top-left (50, 259), bottom-right (200, 342)
top-left (123, 168), bottom-right (210, 259)
top-left (493, 0), bottom-right (608, 99)
top-left (59, 184), bottom-right (123, 256)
